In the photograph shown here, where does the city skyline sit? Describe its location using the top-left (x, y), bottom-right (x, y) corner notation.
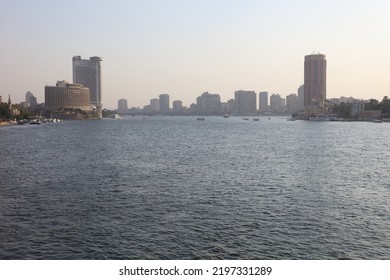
top-left (1, 0), bottom-right (389, 109)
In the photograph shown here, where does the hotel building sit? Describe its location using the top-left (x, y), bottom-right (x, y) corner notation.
top-left (45, 81), bottom-right (90, 111)
top-left (304, 54), bottom-right (327, 110)
top-left (73, 56), bottom-right (102, 115)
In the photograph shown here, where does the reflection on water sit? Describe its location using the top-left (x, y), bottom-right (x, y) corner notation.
top-left (1, 116), bottom-right (389, 259)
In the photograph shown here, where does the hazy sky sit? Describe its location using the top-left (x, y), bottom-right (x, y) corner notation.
top-left (1, 0), bottom-right (389, 109)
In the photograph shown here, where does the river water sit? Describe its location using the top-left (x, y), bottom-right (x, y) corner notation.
top-left (1, 116), bottom-right (389, 259)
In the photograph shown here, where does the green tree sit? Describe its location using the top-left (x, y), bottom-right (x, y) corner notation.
top-left (380, 96), bottom-right (390, 115)
top-left (332, 103), bottom-right (352, 118)
top-left (365, 99), bottom-right (380, 110)
top-left (0, 103), bottom-right (11, 119)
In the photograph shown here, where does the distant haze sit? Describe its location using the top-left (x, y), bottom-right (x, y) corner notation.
top-left (1, 0), bottom-right (389, 109)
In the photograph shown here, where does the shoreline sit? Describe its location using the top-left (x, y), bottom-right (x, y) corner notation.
top-left (0, 121), bottom-right (16, 126)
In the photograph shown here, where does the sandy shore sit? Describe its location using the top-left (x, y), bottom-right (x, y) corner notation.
top-left (0, 121), bottom-right (16, 126)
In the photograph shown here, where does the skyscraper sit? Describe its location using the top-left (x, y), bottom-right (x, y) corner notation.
top-left (159, 94), bottom-right (170, 114)
top-left (73, 56), bottom-right (102, 115)
top-left (25, 91), bottom-right (37, 107)
top-left (286, 93), bottom-right (298, 115)
top-left (304, 53), bottom-right (326, 109)
top-left (297, 85), bottom-right (305, 111)
top-left (259, 91), bottom-right (268, 113)
top-left (117, 98), bottom-right (128, 114)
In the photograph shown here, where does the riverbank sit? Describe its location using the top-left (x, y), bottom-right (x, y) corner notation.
top-left (0, 120), bottom-right (16, 126)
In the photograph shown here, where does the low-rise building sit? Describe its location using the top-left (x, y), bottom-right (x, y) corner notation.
top-left (45, 81), bottom-right (90, 111)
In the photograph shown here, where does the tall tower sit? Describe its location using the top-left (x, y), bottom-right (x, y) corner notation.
top-left (159, 94), bottom-right (170, 114)
top-left (304, 53), bottom-right (326, 109)
top-left (259, 91), bottom-right (268, 113)
top-left (73, 56), bottom-right (102, 116)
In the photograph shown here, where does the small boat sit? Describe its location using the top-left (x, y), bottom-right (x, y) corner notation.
top-left (115, 113), bottom-right (121, 120)
top-left (196, 117), bottom-right (205, 121)
top-left (287, 117), bottom-right (296, 121)
top-left (243, 118), bottom-right (249, 120)
top-left (17, 120), bottom-right (25, 125)
top-left (223, 114), bottom-right (230, 118)
top-left (373, 119), bottom-right (382, 123)
top-left (29, 119), bottom-right (41, 125)
top-left (253, 118), bottom-right (260, 121)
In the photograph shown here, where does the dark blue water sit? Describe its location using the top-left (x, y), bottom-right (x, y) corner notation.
top-left (1, 116), bottom-right (389, 259)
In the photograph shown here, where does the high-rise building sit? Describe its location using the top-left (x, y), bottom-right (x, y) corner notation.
top-left (159, 94), bottom-right (170, 114)
top-left (270, 93), bottom-right (285, 114)
top-left (117, 98), bottom-right (128, 114)
top-left (304, 53), bottom-right (326, 109)
top-left (25, 91), bottom-right (37, 107)
top-left (73, 56), bottom-right (102, 114)
top-left (172, 100), bottom-right (183, 113)
top-left (297, 85), bottom-right (305, 111)
top-left (286, 93), bottom-right (298, 115)
top-left (196, 92), bottom-right (221, 115)
top-left (259, 91), bottom-right (268, 113)
top-left (45, 81), bottom-right (90, 111)
top-left (150, 98), bottom-right (159, 112)
top-left (234, 90), bottom-right (257, 116)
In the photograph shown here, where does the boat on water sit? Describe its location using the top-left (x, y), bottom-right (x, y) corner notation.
top-left (253, 118), bottom-right (260, 121)
top-left (115, 113), bottom-right (121, 120)
top-left (196, 117), bottom-right (205, 121)
top-left (223, 114), bottom-right (230, 118)
top-left (373, 119), bottom-right (382, 123)
top-left (29, 119), bottom-right (42, 125)
top-left (287, 117), bottom-right (296, 121)
top-left (308, 115), bottom-right (337, 121)
top-left (243, 118), bottom-right (249, 120)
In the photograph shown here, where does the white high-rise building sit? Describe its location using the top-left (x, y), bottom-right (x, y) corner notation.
top-left (73, 56), bottom-right (102, 115)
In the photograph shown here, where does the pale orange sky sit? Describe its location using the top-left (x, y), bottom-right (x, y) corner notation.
top-left (0, 0), bottom-right (389, 109)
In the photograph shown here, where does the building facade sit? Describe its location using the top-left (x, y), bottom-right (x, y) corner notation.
top-left (270, 93), bottom-right (285, 114)
top-left (72, 56), bottom-right (102, 114)
top-left (234, 90), bottom-right (257, 116)
top-left (196, 92), bottom-right (221, 115)
top-left (286, 93), bottom-right (299, 115)
top-left (304, 54), bottom-right (326, 109)
top-left (297, 85), bottom-right (305, 111)
top-left (172, 100), bottom-right (183, 113)
top-left (259, 91), bottom-right (268, 113)
top-left (25, 91), bottom-right (37, 107)
top-left (159, 94), bottom-right (170, 114)
top-left (117, 98), bottom-right (128, 114)
top-left (150, 98), bottom-right (159, 112)
top-left (45, 81), bottom-right (90, 111)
